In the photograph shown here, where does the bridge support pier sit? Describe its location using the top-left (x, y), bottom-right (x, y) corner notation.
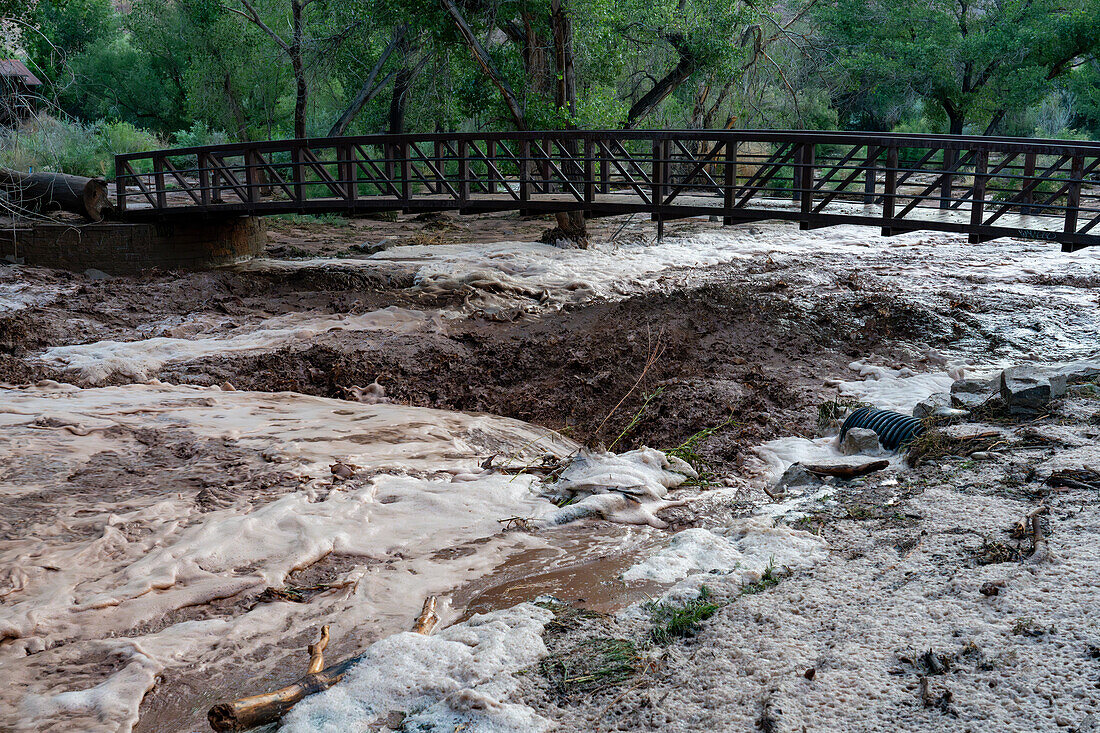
top-left (0, 216), bottom-right (266, 274)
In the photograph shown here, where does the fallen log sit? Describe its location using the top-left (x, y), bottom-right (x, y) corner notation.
top-left (801, 459), bottom-right (889, 480)
top-left (208, 596), bottom-right (440, 732)
top-left (0, 167), bottom-right (113, 221)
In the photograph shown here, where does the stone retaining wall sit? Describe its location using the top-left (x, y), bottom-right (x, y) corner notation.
top-left (0, 216), bottom-right (266, 274)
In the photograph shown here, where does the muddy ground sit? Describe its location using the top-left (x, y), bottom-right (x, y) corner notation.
top-left (1, 212), bottom-right (965, 474)
top-left (2, 211), bottom-right (1098, 732)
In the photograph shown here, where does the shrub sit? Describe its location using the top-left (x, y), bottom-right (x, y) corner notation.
top-left (173, 121), bottom-right (231, 149)
top-left (0, 115), bottom-right (162, 178)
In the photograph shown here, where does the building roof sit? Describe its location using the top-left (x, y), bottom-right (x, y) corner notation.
top-left (0, 60), bottom-right (43, 87)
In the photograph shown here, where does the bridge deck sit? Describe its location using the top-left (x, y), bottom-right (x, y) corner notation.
top-left (115, 130), bottom-right (1100, 251)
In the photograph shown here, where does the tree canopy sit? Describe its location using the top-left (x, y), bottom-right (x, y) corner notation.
top-left (3, 0), bottom-right (1099, 143)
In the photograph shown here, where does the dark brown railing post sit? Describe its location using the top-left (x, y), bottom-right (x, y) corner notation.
top-left (599, 140), bottom-right (610, 194)
top-left (863, 145), bottom-right (876, 204)
top-left (881, 145), bottom-right (898, 235)
top-left (457, 139), bottom-right (469, 203)
top-left (245, 149), bottom-right (260, 205)
top-left (399, 142), bottom-right (410, 203)
top-left (583, 137), bottom-right (595, 205)
top-left (652, 138), bottom-right (667, 236)
top-left (198, 151), bottom-right (211, 207)
top-left (486, 140), bottom-right (497, 195)
top-left (542, 135), bottom-right (553, 194)
top-left (290, 145), bottom-right (304, 205)
top-left (115, 158), bottom-right (127, 213)
top-left (798, 142), bottom-right (815, 224)
top-left (651, 138), bottom-right (663, 207)
top-left (153, 155), bottom-right (167, 210)
top-left (383, 142), bottom-right (395, 198)
top-left (723, 139), bottom-right (737, 225)
top-left (940, 147), bottom-right (955, 209)
top-left (519, 138), bottom-right (530, 213)
top-left (1065, 153), bottom-right (1085, 235)
top-left (791, 144), bottom-right (802, 204)
top-left (431, 140), bottom-right (442, 195)
top-left (1021, 152), bottom-right (1036, 215)
top-left (968, 149), bottom-right (989, 240)
top-left (338, 144), bottom-right (355, 205)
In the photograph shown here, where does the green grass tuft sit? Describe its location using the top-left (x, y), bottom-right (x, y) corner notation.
top-left (647, 585), bottom-right (723, 644)
top-left (539, 637), bottom-right (639, 695)
top-left (741, 558), bottom-right (782, 594)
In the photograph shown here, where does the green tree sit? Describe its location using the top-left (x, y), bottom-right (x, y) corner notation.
top-left (816, 0), bottom-right (1100, 135)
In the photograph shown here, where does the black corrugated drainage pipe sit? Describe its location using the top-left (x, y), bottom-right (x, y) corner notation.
top-left (839, 406), bottom-right (925, 452)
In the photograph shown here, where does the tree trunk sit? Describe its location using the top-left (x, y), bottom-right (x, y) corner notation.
top-left (947, 111), bottom-right (964, 136)
top-left (328, 28), bottom-right (406, 137)
top-left (550, 0), bottom-right (576, 119)
top-left (625, 57), bottom-right (694, 128)
top-left (388, 33), bottom-right (419, 134)
top-left (442, 0), bottom-right (527, 129)
top-left (0, 168), bottom-right (113, 221)
top-left (291, 0), bottom-right (307, 139)
top-left (625, 34), bottom-right (697, 128)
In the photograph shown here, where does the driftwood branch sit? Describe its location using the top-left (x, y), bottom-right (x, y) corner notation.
top-left (414, 595), bottom-right (440, 635)
top-left (801, 459), bottom-right (889, 479)
top-left (208, 597), bottom-right (440, 731)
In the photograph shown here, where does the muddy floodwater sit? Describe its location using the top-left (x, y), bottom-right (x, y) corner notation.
top-left (2, 212), bottom-right (1099, 732)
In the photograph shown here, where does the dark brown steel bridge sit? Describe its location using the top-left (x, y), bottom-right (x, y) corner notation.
top-left (114, 130), bottom-right (1100, 251)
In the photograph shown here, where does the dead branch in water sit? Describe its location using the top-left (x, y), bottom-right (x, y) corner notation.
top-left (208, 596), bottom-right (440, 731)
top-left (413, 595), bottom-right (440, 635)
top-left (801, 459), bottom-right (889, 479)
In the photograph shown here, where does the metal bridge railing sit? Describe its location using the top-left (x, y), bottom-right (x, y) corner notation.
top-left (114, 130), bottom-right (1100, 250)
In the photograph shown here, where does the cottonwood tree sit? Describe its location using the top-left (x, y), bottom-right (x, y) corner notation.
top-left (206, 0), bottom-right (329, 138)
top-left (816, 0), bottom-right (1100, 134)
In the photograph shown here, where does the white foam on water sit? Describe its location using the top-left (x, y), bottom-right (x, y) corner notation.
top-left (35, 306), bottom-right (444, 383)
top-left (622, 519), bottom-right (827, 586)
top-left (282, 604), bottom-right (554, 733)
top-left (836, 360), bottom-right (958, 414)
top-left (0, 382), bottom-right (577, 732)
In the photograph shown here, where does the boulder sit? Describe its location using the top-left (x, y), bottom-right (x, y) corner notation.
top-left (839, 427), bottom-right (883, 456)
top-left (999, 366), bottom-right (1068, 413)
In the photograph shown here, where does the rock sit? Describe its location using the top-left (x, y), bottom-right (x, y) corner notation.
top-left (83, 268), bottom-right (113, 280)
top-left (776, 463), bottom-right (824, 491)
top-left (951, 391), bottom-right (990, 409)
top-left (839, 427), bottom-right (883, 456)
top-left (951, 378), bottom-right (993, 395)
top-left (980, 580), bottom-right (1004, 596)
top-left (949, 378), bottom-right (994, 408)
top-left (1056, 360), bottom-right (1100, 385)
top-left (913, 392), bottom-right (953, 418)
top-left (1000, 366), bottom-right (1068, 413)
top-left (330, 462), bottom-right (356, 479)
top-left (350, 238), bottom-right (394, 255)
